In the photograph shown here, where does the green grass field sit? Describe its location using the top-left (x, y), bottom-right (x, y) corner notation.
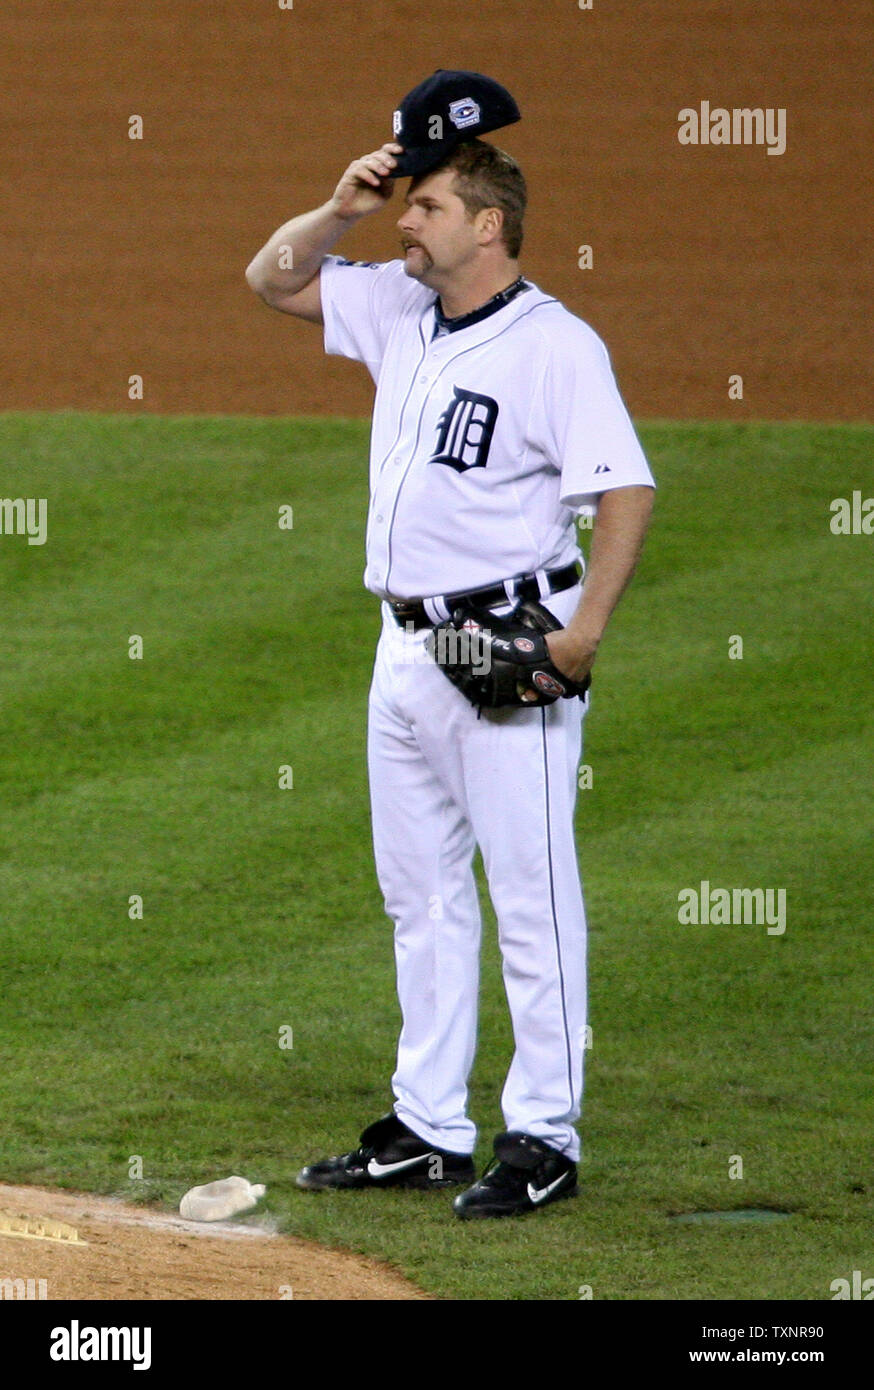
top-left (0, 411), bottom-right (871, 1300)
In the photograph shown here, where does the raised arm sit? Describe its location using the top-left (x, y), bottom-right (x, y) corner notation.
top-left (244, 143), bottom-right (403, 322)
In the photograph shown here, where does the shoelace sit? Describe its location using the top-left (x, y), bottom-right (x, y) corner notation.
top-left (349, 1143), bottom-right (378, 1167)
top-left (476, 1158), bottom-right (528, 1193)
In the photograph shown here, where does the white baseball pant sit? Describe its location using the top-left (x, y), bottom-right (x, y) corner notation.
top-left (367, 582), bottom-right (588, 1161)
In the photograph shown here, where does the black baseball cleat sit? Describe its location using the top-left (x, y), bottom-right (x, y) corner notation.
top-left (453, 1130), bottom-right (578, 1219)
top-left (296, 1112), bottom-right (476, 1191)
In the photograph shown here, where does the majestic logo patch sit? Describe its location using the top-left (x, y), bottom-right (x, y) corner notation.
top-left (392, 109), bottom-right (403, 136)
top-left (430, 386), bottom-right (498, 472)
top-left (448, 97), bottom-right (480, 130)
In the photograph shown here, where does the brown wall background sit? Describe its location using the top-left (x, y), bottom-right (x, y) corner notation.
top-left (2, 0), bottom-right (870, 420)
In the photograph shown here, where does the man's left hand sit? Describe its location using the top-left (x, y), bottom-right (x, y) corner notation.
top-left (544, 628), bottom-right (598, 686)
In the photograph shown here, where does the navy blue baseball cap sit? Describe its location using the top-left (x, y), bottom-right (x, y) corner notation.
top-left (389, 70), bottom-right (520, 179)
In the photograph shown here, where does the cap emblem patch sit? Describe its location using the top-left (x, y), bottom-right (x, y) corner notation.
top-left (448, 97), bottom-right (480, 130)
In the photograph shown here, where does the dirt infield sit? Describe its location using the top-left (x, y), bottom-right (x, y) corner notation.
top-left (2, 0), bottom-right (869, 421)
top-left (0, 1185), bottom-right (428, 1301)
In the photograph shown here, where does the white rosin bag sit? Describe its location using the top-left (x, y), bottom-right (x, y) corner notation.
top-left (179, 1176), bottom-right (266, 1222)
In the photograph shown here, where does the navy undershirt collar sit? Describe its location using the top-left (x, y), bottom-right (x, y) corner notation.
top-left (431, 276), bottom-right (530, 338)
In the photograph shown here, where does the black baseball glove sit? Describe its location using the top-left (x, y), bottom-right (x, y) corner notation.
top-left (425, 598), bottom-right (591, 711)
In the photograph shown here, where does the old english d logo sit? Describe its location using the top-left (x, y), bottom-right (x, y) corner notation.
top-left (430, 386), bottom-right (498, 473)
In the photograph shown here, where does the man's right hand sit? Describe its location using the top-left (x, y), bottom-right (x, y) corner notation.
top-left (246, 143), bottom-right (404, 320)
top-left (330, 143), bottom-right (403, 221)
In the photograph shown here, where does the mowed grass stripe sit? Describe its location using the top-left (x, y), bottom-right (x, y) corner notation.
top-left (0, 412), bottom-right (871, 1300)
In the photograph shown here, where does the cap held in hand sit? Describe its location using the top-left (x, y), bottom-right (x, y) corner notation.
top-left (389, 70), bottom-right (520, 179)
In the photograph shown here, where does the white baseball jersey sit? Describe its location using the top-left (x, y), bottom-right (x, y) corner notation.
top-left (320, 255), bottom-right (655, 601)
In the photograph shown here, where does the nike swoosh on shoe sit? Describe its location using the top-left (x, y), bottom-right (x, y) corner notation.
top-left (366, 1153), bottom-right (432, 1179)
top-left (526, 1173), bottom-right (570, 1205)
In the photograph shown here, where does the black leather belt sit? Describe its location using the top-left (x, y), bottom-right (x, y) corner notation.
top-left (387, 561), bottom-right (582, 631)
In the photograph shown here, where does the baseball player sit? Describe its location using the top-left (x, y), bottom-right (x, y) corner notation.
top-left (246, 71), bottom-right (655, 1219)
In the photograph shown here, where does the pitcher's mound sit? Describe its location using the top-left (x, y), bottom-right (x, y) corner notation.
top-left (0, 1184), bottom-right (428, 1301)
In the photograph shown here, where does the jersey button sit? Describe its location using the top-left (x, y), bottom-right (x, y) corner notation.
top-left (375, 513), bottom-right (384, 523)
